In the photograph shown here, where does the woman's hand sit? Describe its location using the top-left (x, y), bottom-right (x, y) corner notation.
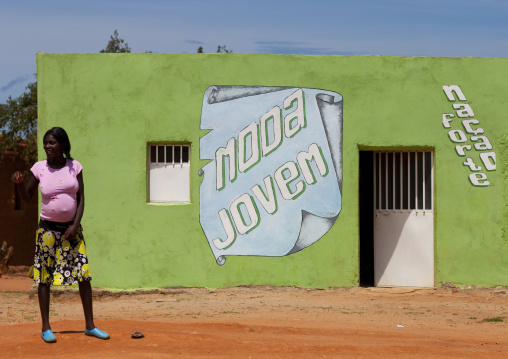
top-left (64, 223), bottom-right (79, 241)
top-left (12, 170), bottom-right (38, 203)
top-left (11, 171), bottom-right (24, 184)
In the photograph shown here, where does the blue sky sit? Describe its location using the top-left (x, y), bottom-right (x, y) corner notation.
top-left (1, 0), bottom-right (507, 103)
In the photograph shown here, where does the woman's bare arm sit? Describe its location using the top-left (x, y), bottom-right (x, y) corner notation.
top-left (11, 171), bottom-right (38, 202)
top-left (64, 171), bottom-right (85, 240)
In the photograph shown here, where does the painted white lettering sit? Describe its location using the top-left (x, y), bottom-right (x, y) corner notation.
top-left (275, 161), bottom-right (306, 200)
top-left (216, 138), bottom-right (237, 191)
top-left (442, 113), bottom-right (454, 128)
top-left (238, 123), bottom-right (260, 173)
top-left (480, 152), bottom-right (496, 171)
top-left (260, 106), bottom-right (283, 157)
top-left (462, 119), bottom-right (484, 135)
top-left (283, 89), bottom-right (306, 138)
top-left (453, 103), bottom-right (475, 118)
top-left (296, 143), bottom-right (329, 184)
top-left (213, 209), bottom-right (237, 249)
top-left (216, 89), bottom-right (309, 191)
top-left (463, 158), bottom-right (482, 171)
top-left (230, 194), bottom-right (260, 234)
top-left (251, 176), bottom-right (278, 214)
top-left (455, 144), bottom-right (472, 156)
top-left (443, 85), bottom-right (467, 101)
top-left (471, 136), bottom-right (492, 150)
top-left (469, 173), bottom-right (489, 187)
top-left (442, 84), bottom-right (495, 187)
top-left (448, 129), bottom-right (467, 143)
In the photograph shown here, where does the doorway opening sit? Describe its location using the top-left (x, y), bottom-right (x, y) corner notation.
top-left (359, 150), bottom-right (434, 287)
top-left (359, 151), bottom-right (374, 286)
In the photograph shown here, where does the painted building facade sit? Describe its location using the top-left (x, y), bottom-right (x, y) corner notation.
top-left (36, 53), bottom-right (507, 289)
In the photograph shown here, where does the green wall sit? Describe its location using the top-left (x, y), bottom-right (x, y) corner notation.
top-left (37, 53), bottom-right (508, 289)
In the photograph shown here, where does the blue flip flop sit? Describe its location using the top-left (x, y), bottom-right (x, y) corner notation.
top-left (41, 329), bottom-right (57, 343)
top-left (85, 327), bottom-right (110, 340)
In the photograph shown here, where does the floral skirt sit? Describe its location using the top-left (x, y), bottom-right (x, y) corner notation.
top-left (27, 219), bottom-right (92, 285)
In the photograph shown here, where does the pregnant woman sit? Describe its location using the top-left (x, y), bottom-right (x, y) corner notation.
top-left (11, 127), bottom-right (109, 343)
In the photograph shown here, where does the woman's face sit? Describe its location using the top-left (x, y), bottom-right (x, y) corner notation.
top-left (43, 134), bottom-right (65, 160)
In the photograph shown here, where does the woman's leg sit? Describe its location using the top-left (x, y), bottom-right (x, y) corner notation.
top-left (38, 283), bottom-right (51, 331)
top-left (78, 281), bottom-right (95, 330)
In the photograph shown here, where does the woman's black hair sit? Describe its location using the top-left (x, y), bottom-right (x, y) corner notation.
top-left (44, 127), bottom-right (73, 159)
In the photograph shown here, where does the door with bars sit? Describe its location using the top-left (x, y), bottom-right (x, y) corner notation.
top-left (373, 151), bottom-right (434, 287)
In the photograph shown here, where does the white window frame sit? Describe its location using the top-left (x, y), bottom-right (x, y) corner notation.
top-left (148, 144), bottom-right (191, 203)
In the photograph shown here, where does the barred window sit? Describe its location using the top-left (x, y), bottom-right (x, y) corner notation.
top-left (148, 144), bottom-right (190, 203)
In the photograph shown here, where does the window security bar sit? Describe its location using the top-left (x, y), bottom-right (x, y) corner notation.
top-left (374, 151), bottom-right (433, 211)
top-left (150, 145), bottom-right (190, 166)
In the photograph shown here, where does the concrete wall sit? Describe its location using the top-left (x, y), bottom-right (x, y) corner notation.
top-left (37, 54), bottom-right (508, 288)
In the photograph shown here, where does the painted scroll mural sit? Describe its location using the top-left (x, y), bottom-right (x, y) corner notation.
top-left (199, 86), bottom-right (343, 265)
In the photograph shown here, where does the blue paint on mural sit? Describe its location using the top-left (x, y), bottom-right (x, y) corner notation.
top-left (199, 86), bottom-right (343, 265)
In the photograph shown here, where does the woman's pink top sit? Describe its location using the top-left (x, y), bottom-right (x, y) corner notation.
top-left (30, 159), bottom-right (83, 223)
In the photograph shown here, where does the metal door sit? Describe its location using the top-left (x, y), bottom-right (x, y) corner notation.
top-left (374, 151), bottom-right (434, 287)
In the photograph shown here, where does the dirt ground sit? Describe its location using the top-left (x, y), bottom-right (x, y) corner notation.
top-left (1, 267), bottom-right (507, 358)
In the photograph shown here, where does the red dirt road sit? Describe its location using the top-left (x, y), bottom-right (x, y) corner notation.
top-left (1, 270), bottom-right (507, 358)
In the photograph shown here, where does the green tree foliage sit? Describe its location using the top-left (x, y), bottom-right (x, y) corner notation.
top-left (100, 29), bottom-right (131, 53)
top-left (217, 45), bottom-right (232, 53)
top-left (0, 81), bottom-right (38, 167)
top-left (197, 45), bottom-right (233, 53)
